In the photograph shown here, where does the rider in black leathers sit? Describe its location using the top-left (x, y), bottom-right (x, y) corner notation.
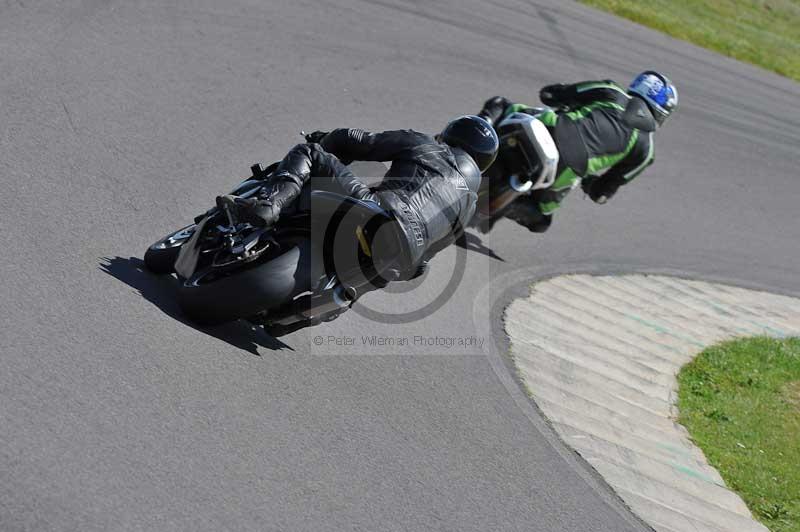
top-left (225, 116), bottom-right (498, 281)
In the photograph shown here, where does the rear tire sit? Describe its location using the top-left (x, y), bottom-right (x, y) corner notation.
top-left (177, 237), bottom-right (311, 325)
top-left (144, 224), bottom-right (196, 274)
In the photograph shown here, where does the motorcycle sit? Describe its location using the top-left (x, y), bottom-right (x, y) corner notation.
top-left (469, 109), bottom-right (560, 233)
top-left (144, 162), bottom-right (410, 336)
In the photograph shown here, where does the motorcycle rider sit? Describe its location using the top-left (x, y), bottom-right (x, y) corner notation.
top-left (477, 71), bottom-right (678, 232)
top-left (221, 115), bottom-right (499, 282)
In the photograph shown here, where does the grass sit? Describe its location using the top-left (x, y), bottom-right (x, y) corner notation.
top-left (677, 337), bottom-right (800, 532)
top-left (579, 0), bottom-right (800, 82)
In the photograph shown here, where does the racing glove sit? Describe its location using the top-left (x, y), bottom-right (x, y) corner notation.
top-left (478, 96), bottom-right (511, 126)
top-left (581, 176), bottom-right (622, 204)
top-left (539, 84), bottom-right (570, 108)
top-left (304, 130), bottom-right (329, 144)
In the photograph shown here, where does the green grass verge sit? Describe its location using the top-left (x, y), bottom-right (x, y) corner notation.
top-left (677, 337), bottom-right (800, 532)
top-left (579, 0), bottom-right (800, 82)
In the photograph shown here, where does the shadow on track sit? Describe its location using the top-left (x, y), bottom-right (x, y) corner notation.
top-left (99, 256), bottom-right (291, 355)
top-left (457, 231), bottom-right (505, 262)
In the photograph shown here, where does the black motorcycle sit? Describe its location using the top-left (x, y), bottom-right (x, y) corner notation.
top-left (144, 163), bottom-right (409, 335)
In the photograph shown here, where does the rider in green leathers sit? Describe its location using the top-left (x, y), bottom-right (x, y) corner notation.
top-left (477, 71), bottom-right (678, 232)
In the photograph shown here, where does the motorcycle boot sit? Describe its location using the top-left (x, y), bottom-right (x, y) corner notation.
top-left (217, 179), bottom-right (301, 228)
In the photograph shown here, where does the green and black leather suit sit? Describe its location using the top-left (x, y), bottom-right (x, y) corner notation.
top-left (478, 80), bottom-right (655, 232)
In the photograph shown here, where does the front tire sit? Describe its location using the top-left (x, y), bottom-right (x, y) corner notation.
top-left (177, 237), bottom-right (311, 325)
top-left (144, 224), bottom-right (196, 274)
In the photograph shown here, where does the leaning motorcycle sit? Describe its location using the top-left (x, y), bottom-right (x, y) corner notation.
top-left (469, 109), bottom-right (560, 233)
top-left (144, 163), bottom-right (409, 335)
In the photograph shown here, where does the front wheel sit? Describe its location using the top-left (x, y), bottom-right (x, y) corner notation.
top-left (144, 224), bottom-right (196, 274)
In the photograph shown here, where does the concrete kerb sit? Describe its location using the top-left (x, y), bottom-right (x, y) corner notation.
top-left (502, 273), bottom-right (800, 532)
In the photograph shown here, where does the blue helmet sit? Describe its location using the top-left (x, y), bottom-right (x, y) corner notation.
top-left (628, 71), bottom-right (678, 127)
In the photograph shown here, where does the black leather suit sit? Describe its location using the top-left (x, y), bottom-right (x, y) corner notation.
top-left (265, 128), bottom-right (481, 278)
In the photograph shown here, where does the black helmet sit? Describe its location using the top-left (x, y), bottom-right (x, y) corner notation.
top-left (439, 115), bottom-right (499, 172)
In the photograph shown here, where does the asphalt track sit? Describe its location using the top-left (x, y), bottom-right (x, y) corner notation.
top-left (1, 1), bottom-right (799, 530)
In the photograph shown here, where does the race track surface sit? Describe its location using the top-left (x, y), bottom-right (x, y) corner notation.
top-left (2, 1), bottom-right (799, 530)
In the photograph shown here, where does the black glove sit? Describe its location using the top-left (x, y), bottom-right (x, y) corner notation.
top-left (539, 84), bottom-right (569, 108)
top-left (581, 177), bottom-right (618, 204)
top-left (580, 176), bottom-right (595, 196)
top-left (304, 130), bottom-right (329, 144)
top-left (478, 96), bottom-right (511, 126)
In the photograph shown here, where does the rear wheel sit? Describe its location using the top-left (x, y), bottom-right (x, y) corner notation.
top-left (177, 237), bottom-right (312, 325)
top-left (144, 224), bottom-right (196, 274)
